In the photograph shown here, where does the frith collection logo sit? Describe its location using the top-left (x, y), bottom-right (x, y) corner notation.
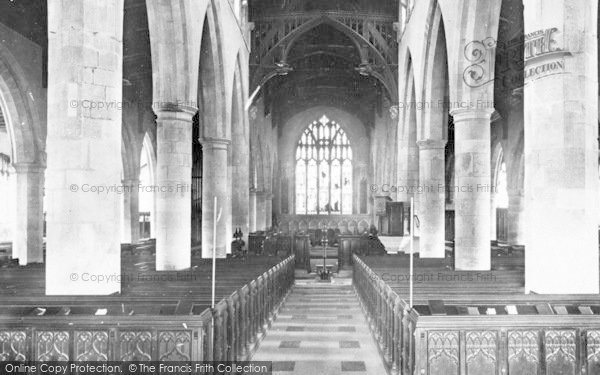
top-left (524, 27), bottom-right (571, 82)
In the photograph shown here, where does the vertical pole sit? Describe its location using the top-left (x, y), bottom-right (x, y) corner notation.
top-left (211, 196), bottom-right (218, 358)
top-left (212, 196), bottom-right (217, 308)
top-left (409, 197), bottom-right (414, 308)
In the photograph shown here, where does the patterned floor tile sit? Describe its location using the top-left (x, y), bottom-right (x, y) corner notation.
top-left (279, 340), bottom-right (301, 348)
top-left (339, 340), bottom-right (360, 348)
top-left (341, 361), bottom-right (366, 371)
top-left (272, 361), bottom-right (295, 372)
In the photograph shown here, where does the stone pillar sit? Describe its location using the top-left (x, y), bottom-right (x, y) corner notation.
top-left (150, 188), bottom-right (157, 239)
top-left (451, 109), bottom-right (493, 270)
top-left (155, 109), bottom-right (194, 270)
top-left (524, 0), bottom-right (598, 293)
top-left (416, 139), bottom-right (446, 258)
top-left (201, 138), bottom-right (231, 258)
top-left (507, 189), bottom-right (525, 246)
top-left (121, 178), bottom-right (140, 244)
top-left (265, 192), bottom-right (273, 229)
top-left (249, 188), bottom-right (257, 232)
top-left (256, 191), bottom-right (266, 231)
top-left (130, 180), bottom-right (139, 244)
top-left (490, 194), bottom-right (497, 242)
top-left (13, 163), bottom-right (45, 265)
top-left (46, 0), bottom-right (123, 295)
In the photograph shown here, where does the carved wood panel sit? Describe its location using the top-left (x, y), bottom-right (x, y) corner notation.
top-left (466, 330), bottom-right (497, 375)
top-left (0, 330), bottom-right (28, 361)
top-left (587, 330), bottom-right (600, 375)
top-left (158, 331), bottom-right (192, 361)
top-left (36, 331), bottom-right (69, 361)
top-left (74, 331), bottom-right (109, 361)
top-left (118, 331), bottom-right (153, 361)
top-left (545, 330), bottom-right (576, 375)
top-left (508, 330), bottom-right (539, 375)
top-left (428, 331), bottom-right (459, 375)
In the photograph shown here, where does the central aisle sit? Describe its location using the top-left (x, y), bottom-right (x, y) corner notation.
top-left (252, 279), bottom-right (387, 374)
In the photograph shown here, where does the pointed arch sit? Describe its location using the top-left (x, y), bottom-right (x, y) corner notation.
top-left (146, 0), bottom-right (206, 109)
top-left (231, 53), bottom-right (250, 235)
top-left (120, 114), bottom-right (141, 182)
top-left (420, 1), bottom-right (450, 140)
top-left (0, 46), bottom-right (41, 165)
top-left (452, 0), bottom-right (502, 103)
top-left (396, 50), bottom-right (419, 202)
top-left (198, 1), bottom-right (227, 140)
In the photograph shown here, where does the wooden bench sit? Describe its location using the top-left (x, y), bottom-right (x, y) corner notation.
top-left (0, 255), bottom-right (296, 363)
top-left (353, 254), bottom-right (600, 375)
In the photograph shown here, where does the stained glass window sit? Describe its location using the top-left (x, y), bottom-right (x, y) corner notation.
top-left (295, 115), bottom-right (353, 214)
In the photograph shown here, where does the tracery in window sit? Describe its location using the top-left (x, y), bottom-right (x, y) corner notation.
top-left (295, 115), bottom-right (352, 214)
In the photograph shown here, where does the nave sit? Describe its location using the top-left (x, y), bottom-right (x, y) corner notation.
top-left (252, 282), bottom-right (387, 375)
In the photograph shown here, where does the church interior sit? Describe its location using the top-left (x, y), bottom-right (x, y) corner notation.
top-left (0, 0), bottom-right (600, 374)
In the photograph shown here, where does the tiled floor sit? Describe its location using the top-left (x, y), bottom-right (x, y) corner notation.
top-left (252, 279), bottom-right (387, 375)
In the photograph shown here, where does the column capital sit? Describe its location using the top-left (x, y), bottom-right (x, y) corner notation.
top-left (416, 139), bottom-right (447, 150)
top-left (12, 163), bottom-right (45, 174)
top-left (199, 137), bottom-right (231, 149)
top-left (450, 108), bottom-right (495, 122)
top-left (152, 102), bottom-right (198, 117)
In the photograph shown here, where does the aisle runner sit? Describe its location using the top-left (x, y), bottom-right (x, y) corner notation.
top-left (252, 283), bottom-right (387, 375)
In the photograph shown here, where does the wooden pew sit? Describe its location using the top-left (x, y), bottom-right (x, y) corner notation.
top-left (0, 255), bottom-right (295, 364)
top-left (352, 254), bottom-right (600, 375)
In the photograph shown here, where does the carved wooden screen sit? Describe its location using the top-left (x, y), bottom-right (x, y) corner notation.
top-left (295, 115), bottom-right (352, 215)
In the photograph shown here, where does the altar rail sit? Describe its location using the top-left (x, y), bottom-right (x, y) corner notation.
top-left (0, 255), bottom-right (295, 363)
top-left (353, 255), bottom-right (600, 375)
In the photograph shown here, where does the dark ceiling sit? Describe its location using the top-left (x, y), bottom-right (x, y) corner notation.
top-left (266, 23), bottom-right (382, 127)
top-left (250, 0), bottom-right (397, 18)
top-left (0, 0), bottom-right (151, 101)
top-left (0, 0), bottom-right (47, 86)
top-left (250, 1), bottom-right (397, 129)
top-left (0, 0), bottom-right (46, 47)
